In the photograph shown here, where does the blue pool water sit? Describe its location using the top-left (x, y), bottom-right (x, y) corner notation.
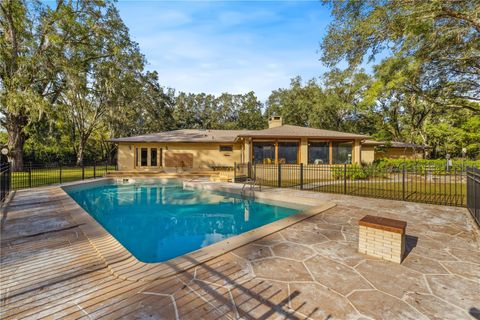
top-left (65, 180), bottom-right (300, 263)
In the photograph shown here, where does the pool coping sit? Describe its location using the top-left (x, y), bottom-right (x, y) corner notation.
top-left (58, 177), bottom-right (336, 282)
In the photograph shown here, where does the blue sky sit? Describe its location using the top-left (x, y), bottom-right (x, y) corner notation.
top-left (117, 1), bottom-right (333, 100)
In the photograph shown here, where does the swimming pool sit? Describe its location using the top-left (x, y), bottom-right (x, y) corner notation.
top-left (65, 179), bottom-right (300, 263)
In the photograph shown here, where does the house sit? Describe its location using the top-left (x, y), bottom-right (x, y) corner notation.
top-left (109, 116), bottom-right (422, 171)
top-left (362, 140), bottom-right (426, 162)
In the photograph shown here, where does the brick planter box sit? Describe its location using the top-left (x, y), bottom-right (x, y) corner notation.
top-left (358, 215), bottom-right (407, 263)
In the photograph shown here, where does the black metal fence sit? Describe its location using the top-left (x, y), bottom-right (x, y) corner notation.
top-left (467, 166), bottom-right (479, 226)
top-left (9, 162), bottom-right (116, 190)
top-left (1, 163), bottom-right (12, 202)
top-left (234, 162), bottom-right (472, 207)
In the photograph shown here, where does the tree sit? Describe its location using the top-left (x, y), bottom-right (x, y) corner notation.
top-left (321, 0), bottom-right (480, 113)
top-left (266, 77), bottom-right (326, 127)
top-left (171, 91), bottom-right (265, 130)
top-left (322, 69), bottom-right (373, 133)
top-left (236, 92), bottom-right (266, 130)
top-left (0, 0), bottom-right (67, 170)
top-left (58, 3), bottom-right (145, 166)
top-left (265, 73), bottom-right (372, 133)
top-left (0, 0), bottom-right (144, 169)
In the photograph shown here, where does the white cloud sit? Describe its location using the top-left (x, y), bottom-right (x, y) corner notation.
top-left (118, 1), bottom-right (329, 101)
top-left (216, 10), bottom-right (278, 27)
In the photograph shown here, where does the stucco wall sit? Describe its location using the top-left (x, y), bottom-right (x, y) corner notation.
top-left (361, 145), bottom-right (376, 164)
top-left (118, 143), bottom-right (135, 171)
top-left (165, 143), bottom-right (241, 168)
top-left (375, 148), bottom-right (424, 160)
top-left (117, 142), bottom-right (242, 171)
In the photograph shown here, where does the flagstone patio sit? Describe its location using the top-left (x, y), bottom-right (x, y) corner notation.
top-left (1, 182), bottom-right (479, 319)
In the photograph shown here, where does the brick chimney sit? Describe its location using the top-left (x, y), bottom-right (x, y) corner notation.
top-left (268, 116), bottom-right (283, 128)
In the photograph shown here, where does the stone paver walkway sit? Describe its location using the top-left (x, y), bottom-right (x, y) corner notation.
top-left (1, 184), bottom-right (479, 319)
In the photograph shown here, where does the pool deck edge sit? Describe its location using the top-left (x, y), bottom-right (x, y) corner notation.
top-left (57, 179), bottom-right (336, 282)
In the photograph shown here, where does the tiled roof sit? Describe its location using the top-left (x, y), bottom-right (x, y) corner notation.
top-left (109, 129), bottom-right (254, 143)
top-left (237, 125), bottom-right (369, 139)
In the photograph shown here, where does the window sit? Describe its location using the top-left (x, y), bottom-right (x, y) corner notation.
top-left (308, 142), bottom-right (329, 164)
top-left (278, 142), bottom-right (298, 164)
top-left (332, 142), bottom-right (353, 164)
top-left (253, 142), bottom-right (275, 164)
top-left (151, 148), bottom-right (158, 166)
top-left (140, 148), bottom-right (148, 166)
top-left (219, 145), bottom-right (233, 152)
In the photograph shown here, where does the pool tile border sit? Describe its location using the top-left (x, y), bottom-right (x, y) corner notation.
top-left (57, 178), bottom-right (336, 282)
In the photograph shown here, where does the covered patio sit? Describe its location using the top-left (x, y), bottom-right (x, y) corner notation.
top-left (237, 124), bottom-right (365, 166)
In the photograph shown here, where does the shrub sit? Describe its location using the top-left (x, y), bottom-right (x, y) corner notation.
top-left (332, 165), bottom-right (371, 180)
top-left (373, 158), bottom-right (479, 173)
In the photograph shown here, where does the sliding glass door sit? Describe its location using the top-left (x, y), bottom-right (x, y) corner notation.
top-left (307, 141), bottom-right (353, 165)
top-left (253, 142), bottom-right (275, 164)
top-left (278, 142), bottom-right (298, 164)
top-left (253, 141), bottom-right (299, 164)
top-left (308, 142), bottom-right (329, 164)
top-left (332, 142), bottom-right (353, 164)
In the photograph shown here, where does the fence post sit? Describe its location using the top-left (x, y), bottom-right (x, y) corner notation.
top-left (343, 164), bottom-right (347, 194)
top-left (300, 163), bottom-right (304, 190)
top-left (29, 162), bottom-right (32, 188)
top-left (1, 165), bottom-right (4, 200)
top-left (453, 167), bottom-right (457, 206)
top-left (233, 162), bottom-right (236, 183)
top-left (402, 165), bottom-right (406, 201)
top-left (59, 163), bottom-right (62, 184)
top-left (1, 164), bottom-right (5, 200)
top-left (278, 163), bottom-right (282, 188)
top-left (474, 167), bottom-right (477, 222)
top-left (105, 160), bottom-right (108, 174)
top-left (8, 163), bottom-right (11, 193)
top-left (93, 162), bottom-right (96, 179)
top-left (248, 162), bottom-right (252, 179)
top-left (82, 163), bottom-right (85, 180)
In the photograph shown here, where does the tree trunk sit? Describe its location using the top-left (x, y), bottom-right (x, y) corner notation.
top-left (6, 115), bottom-right (28, 171)
top-left (76, 142), bottom-right (85, 166)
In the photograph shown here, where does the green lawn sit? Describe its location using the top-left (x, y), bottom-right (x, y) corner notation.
top-left (12, 166), bottom-right (116, 190)
top-left (256, 178), bottom-right (467, 207)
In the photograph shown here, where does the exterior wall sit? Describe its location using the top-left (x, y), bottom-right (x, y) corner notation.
top-left (164, 143), bottom-right (241, 168)
top-left (117, 138), bottom-right (411, 172)
top-left (375, 148), bottom-right (424, 160)
top-left (361, 145), bottom-right (376, 164)
top-left (118, 143), bottom-right (135, 171)
top-left (117, 142), bottom-right (242, 171)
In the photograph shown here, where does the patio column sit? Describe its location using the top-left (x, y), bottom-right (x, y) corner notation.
top-left (244, 138), bottom-right (251, 163)
top-left (300, 138), bottom-right (308, 164)
top-left (274, 141), bottom-right (279, 164)
top-left (354, 139), bottom-right (361, 164)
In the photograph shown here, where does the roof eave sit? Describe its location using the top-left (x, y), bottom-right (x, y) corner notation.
top-left (238, 135), bottom-right (369, 140)
top-left (107, 139), bottom-right (238, 143)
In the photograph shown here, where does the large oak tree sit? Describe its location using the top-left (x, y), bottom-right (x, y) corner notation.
top-left (321, 0), bottom-right (480, 113)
